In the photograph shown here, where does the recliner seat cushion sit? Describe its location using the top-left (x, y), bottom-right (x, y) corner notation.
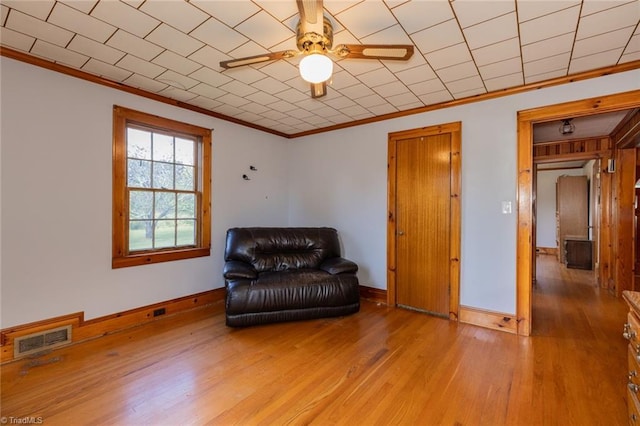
top-left (226, 270), bottom-right (359, 315)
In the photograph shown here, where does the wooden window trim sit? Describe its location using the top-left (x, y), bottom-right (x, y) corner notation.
top-left (112, 106), bottom-right (211, 268)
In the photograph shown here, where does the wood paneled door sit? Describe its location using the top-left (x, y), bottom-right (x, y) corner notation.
top-left (387, 122), bottom-right (461, 319)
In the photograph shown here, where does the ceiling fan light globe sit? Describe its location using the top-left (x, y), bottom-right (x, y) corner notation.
top-left (299, 53), bottom-right (333, 84)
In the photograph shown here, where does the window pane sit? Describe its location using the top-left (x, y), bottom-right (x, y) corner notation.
top-left (177, 193), bottom-right (196, 218)
top-left (175, 138), bottom-right (195, 165)
top-left (129, 191), bottom-right (153, 219)
top-left (127, 128), bottom-right (151, 160)
top-left (129, 220), bottom-right (153, 251)
top-left (175, 165), bottom-right (194, 191)
top-left (128, 159), bottom-right (151, 188)
top-left (155, 220), bottom-right (176, 248)
top-left (155, 192), bottom-right (176, 219)
top-left (153, 162), bottom-right (174, 189)
top-left (153, 133), bottom-right (174, 162)
top-left (177, 220), bottom-right (196, 246)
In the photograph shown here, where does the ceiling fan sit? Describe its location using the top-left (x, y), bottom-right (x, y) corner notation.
top-left (219, 0), bottom-right (414, 98)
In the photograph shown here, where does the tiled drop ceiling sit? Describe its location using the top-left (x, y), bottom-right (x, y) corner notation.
top-left (1, 0), bottom-right (639, 137)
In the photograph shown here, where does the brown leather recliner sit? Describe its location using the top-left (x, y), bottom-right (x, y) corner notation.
top-left (223, 227), bottom-right (360, 327)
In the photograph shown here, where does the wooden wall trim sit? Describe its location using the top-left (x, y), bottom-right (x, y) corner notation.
top-left (459, 306), bottom-right (517, 334)
top-left (0, 288), bottom-right (225, 364)
top-left (2, 46), bottom-right (639, 140)
top-left (536, 247), bottom-right (558, 256)
top-left (533, 137), bottom-right (612, 163)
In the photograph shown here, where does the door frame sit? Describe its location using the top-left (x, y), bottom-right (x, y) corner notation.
top-left (516, 90), bottom-right (640, 336)
top-left (387, 121), bottom-right (462, 320)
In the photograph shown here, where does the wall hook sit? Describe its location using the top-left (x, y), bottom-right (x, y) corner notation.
top-left (249, 165), bottom-right (258, 171)
top-left (242, 174), bottom-right (250, 180)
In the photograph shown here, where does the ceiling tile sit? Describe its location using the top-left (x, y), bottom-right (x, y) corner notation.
top-left (68, 35), bottom-right (125, 65)
top-left (189, 96), bottom-right (223, 111)
top-left (373, 80), bottom-right (409, 97)
top-left (358, 67), bottom-right (398, 87)
top-left (576, 2), bottom-right (640, 40)
top-left (0, 27), bottom-right (34, 51)
top-left (323, 96), bottom-right (358, 110)
top-left (189, 66), bottom-right (233, 87)
top-left (621, 50), bottom-right (640, 62)
top-left (228, 40), bottom-right (269, 59)
top-left (188, 45), bottom-right (230, 70)
top-left (524, 68), bottom-right (566, 84)
top-left (48, 2), bottom-right (116, 43)
top-left (252, 0), bottom-right (298, 21)
top-left (386, 91), bottom-right (420, 107)
top-left (395, 64), bottom-right (437, 85)
top-left (91, 1), bottom-right (159, 38)
top-left (519, 6), bottom-right (580, 45)
top-left (1, 5), bottom-right (7, 26)
top-left (189, 83), bottom-right (226, 99)
top-left (252, 76), bottom-right (290, 94)
top-left (624, 34), bottom-right (640, 55)
top-left (464, 12), bottom-right (518, 50)
top-left (452, 86), bottom-right (486, 98)
top-left (418, 90), bottom-right (453, 105)
top-left (145, 24), bottom-right (204, 57)
top-left (383, 52), bottom-right (430, 73)
top-left (523, 52), bottom-right (570, 77)
top-left (452, 0), bottom-right (515, 28)
top-left (152, 50), bottom-right (201, 75)
top-left (408, 78), bottom-right (448, 96)
top-left (336, 58), bottom-right (384, 76)
top-left (484, 72), bottom-right (523, 91)
top-left (267, 100), bottom-right (297, 113)
top-left (235, 11), bottom-right (294, 49)
top-left (190, 18), bottom-right (248, 54)
top-left (124, 73), bottom-right (169, 93)
top-left (437, 61), bottom-right (479, 83)
top-left (139, 0), bottom-right (208, 33)
top-left (246, 90), bottom-right (280, 105)
top-left (219, 80), bottom-right (258, 97)
top-left (156, 70), bottom-right (199, 90)
top-left (573, 26), bottom-right (635, 59)
top-left (82, 58), bottom-right (132, 81)
top-left (581, 0), bottom-right (636, 16)
top-left (59, 1), bottom-right (97, 14)
top-left (521, 32), bottom-right (574, 63)
top-left (31, 39), bottom-right (88, 68)
top-left (275, 88), bottom-right (308, 103)
top-left (6, 10), bottom-right (73, 47)
top-left (361, 23), bottom-right (413, 44)
top-left (471, 37), bottom-right (520, 66)
top-left (391, 0), bottom-right (454, 34)
top-left (189, 0), bottom-right (261, 27)
top-left (158, 86), bottom-right (198, 102)
top-left (122, 0), bottom-right (144, 7)
top-left (216, 92), bottom-right (252, 108)
top-left (517, 0), bottom-right (581, 22)
top-left (107, 30), bottom-right (163, 61)
top-left (411, 19), bottom-right (464, 53)
top-left (356, 93), bottom-right (388, 107)
top-left (116, 54), bottom-right (166, 79)
top-left (221, 66), bottom-right (267, 84)
top-left (425, 43), bottom-right (473, 70)
top-left (445, 75), bottom-right (484, 94)
top-left (368, 103), bottom-right (399, 115)
top-left (569, 48), bottom-right (624, 73)
top-left (479, 57), bottom-right (522, 80)
top-left (2, 0), bottom-right (54, 20)
top-left (260, 60), bottom-right (300, 81)
top-left (241, 102), bottom-right (272, 115)
top-left (341, 83), bottom-right (376, 99)
top-left (336, 1), bottom-right (397, 39)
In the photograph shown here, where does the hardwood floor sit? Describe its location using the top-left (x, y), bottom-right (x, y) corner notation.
top-left (0, 255), bottom-right (629, 425)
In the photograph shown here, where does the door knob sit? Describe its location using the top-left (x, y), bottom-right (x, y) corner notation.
top-left (398, 230), bottom-right (405, 236)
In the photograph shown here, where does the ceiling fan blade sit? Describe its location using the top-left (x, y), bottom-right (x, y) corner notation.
top-left (332, 44), bottom-right (414, 61)
top-left (310, 82), bottom-right (327, 98)
top-left (297, 0), bottom-right (324, 34)
top-left (220, 50), bottom-right (298, 69)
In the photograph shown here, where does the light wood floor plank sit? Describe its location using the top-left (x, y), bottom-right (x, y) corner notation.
top-left (0, 255), bottom-right (628, 425)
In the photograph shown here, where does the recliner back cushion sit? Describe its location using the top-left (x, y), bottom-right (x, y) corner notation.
top-left (225, 227), bottom-right (341, 272)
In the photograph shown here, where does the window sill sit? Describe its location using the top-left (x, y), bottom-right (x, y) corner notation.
top-left (112, 247), bottom-right (210, 269)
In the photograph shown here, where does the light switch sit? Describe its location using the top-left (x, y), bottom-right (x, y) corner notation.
top-left (502, 201), bottom-right (512, 214)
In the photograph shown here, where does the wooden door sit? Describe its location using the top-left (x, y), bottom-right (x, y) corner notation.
top-left (388, 123), bottom-right (461, 319)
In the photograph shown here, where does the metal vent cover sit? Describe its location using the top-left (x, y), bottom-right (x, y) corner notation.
top-left (14, 325), bottom-right (72, 358)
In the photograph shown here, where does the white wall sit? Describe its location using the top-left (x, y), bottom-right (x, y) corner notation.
top-left (536, 168), bottom-right (586, 248)
top-left (2, 55), bottom-right (638, 326)
top-left (0, 57), bottom-right (289, 328)
top-left (289, 69), bottom-right (640, 314)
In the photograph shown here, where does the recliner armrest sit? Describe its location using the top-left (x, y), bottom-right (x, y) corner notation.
top-left (319, 257), bottom-right (358, 275)
top-left (224, 260), bottom-right (258, 279)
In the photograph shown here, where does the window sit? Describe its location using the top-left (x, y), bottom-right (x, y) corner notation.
top-left (112, 106), bottom-right (211, 268)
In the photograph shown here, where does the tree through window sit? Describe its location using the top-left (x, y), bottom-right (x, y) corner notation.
top-left (112, 106), bottom-right (211, 268)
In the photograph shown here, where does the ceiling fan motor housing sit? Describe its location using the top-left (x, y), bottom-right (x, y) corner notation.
top-left (296, 17), bottom-right (333, 53)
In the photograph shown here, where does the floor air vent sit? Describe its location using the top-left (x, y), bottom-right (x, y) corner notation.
top-left (14, 325), bottom-right (72, 358)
